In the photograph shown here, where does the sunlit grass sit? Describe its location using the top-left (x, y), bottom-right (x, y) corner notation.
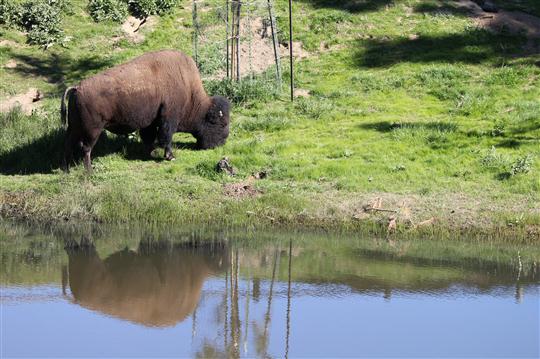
top-left (0, 0), bottom-right (539, 236)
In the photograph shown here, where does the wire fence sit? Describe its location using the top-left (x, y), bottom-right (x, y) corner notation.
top-left (192, 0), bottom-right (287, 91)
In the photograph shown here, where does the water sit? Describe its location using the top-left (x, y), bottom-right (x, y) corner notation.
top-left (1, 225), bottom-right (538, 358)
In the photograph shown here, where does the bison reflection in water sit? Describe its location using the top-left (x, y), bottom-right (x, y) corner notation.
top-left (64, 240), bottom-right (227, 327)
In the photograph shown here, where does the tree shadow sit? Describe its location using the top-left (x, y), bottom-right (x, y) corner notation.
top-left (413, 1), bottom-right (472, 17)
top-left (355, 28), bottom-right (527, 68)
top-left (0, 130), bottom-right (157, 175)
top-left (0, 131), bottom-right (204, 175)
top-left (295, 0), bottom-right (393, 13)
top-left (358, 120), bottom-right (458, 133)
top-left (5, 49), bottom-right (116, 96)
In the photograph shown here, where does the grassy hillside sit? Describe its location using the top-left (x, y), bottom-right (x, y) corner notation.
top-left (1, 0), bottom-right (539, 238)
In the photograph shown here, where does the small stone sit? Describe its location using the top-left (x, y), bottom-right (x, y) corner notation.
top-left (216, 157), bottom-right (236, 176)
top-left (481, 0), bottom-right (498, 13)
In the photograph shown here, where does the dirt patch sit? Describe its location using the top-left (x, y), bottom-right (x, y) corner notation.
top-left (223, 181), bottom-right (261, 199)
top-left (4, 60), bottom-right (17, 69)
top-left (121, 16), bottom-right (158, 43)
top-left (238, 17), bottom-right (308, 75)
top-left (457, 0), bottom-right (540, 53)
top-left (0, 39), bottom-right (21, 48)
top-left (294, 88), bottom-right (310, 98)
top-left (0, 88), bottom-right (43, 115)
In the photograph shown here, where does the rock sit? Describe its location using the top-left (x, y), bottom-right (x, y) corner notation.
top-left (216, 157), bottom-right (236, 176)
top-left (480, 0), bottom-right (498, 13)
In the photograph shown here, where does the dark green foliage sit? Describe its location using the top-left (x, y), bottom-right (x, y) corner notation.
top-left (0, 0), bottom-right (72, 46)
top-left (0, 0), bottom-right (20, 26)
top-left (127, 0), bottom-right (178, 18)
top-left (510, 155), bottom-right (533, 176)
top-left (88, 0), bottom-right (128, 22)
top-left (20, 1), bottom-right (63, 47)
top-left (154, 0), bottom-right (177, 14)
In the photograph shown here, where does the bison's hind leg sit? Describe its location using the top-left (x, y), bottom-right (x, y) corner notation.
top-left (81, 128), bottom-right (102, 173)
top-left (62, 127), bottom-right (81, 172)
top-left (140, 125), bottom-right (158, 157)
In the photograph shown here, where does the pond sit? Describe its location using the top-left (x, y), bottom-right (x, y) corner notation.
top-left (1, 223), bottom-right (538, 358)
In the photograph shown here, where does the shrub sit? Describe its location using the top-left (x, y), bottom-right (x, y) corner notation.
top-left (510, 154), bottom-right (533, 176)
top-left (20, 1), bottom-right (63, 47)
top-left (480, 146), bottom-right (508, 170)
top-left (127, 0), bottom-right (178, 18)
top-left (88, 0), bottom-right (128, 22)
top-left (0, 0), bottom-right (20, 26)
top-left (155, 0), bottom-right (177, 14)
top-left (294, 97), bottom-right (335, 120)
top-left (204, 78), bottom-right (279, 106)
top-left (17, 0), bottom-right (69, 47)
top-left (128, 0), bottom-right (156, 18)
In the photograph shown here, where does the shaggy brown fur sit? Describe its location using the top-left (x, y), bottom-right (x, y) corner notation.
top-left (61, 50), bottom-right (230, 171)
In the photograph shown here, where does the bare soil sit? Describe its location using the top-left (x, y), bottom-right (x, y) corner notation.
top-left (0, 39), bottom-right (22, 48)
top-left (223, 181), bottom-right (261, 198)
top-left (121, 16), bottom-right (158, 43)
top-left (0, 88), bottom-right (43, 115)
top-left (457, 0), bottom-right (540, 53)
top-left (4, 60), bottom-right (17, 69)
top-left (238, 16), bottom-right (309, 75)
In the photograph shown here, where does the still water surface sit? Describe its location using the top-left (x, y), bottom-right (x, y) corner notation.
top-left (1, 225), bottom-right (538, 358)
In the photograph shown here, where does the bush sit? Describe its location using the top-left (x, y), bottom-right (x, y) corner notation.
top-left (155, 0), bottom-right (177, 14)
top-left (510, 154), bottom-right (533, 176)
top-left (0, 0), bottom-right (20, 26)
top-left (16, 0), bottom-right (70, 47)
top-left (127, 0), bottom-right (178, 18)
top-left (88, 0), bottom-right (128, 22)
top-left (204, 78), bottom-right (279, 106)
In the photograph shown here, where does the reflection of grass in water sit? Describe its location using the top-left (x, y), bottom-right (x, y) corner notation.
top-left (1, 221), bottom-right (538, 287)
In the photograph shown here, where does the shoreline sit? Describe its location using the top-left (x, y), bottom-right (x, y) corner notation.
top-left (1, 188), bottom-right (538, 242)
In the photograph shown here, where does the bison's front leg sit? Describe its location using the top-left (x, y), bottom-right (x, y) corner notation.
top-left (157, 115), bottom-right (176, 161)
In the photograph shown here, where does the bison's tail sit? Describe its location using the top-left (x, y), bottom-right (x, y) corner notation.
top-left (61, 86), bottom-right (77, 128)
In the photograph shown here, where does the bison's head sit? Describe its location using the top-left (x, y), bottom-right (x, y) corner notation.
top-left (195, 96), bottom-right (230, 150)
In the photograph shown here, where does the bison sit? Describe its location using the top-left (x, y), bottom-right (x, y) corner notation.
top-left (60, 50), bottom-right (230, 172)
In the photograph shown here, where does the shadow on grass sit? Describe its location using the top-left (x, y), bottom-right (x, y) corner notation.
top-left (0, 132), bottom-right (204, 175)
top-left (355, 29), bottom-right (527, 68)
top-left (413, 1), bottom-right (473, 16)
top-left (295, 0), bottom-right (393, 13)
top-left (5, 50), bottom-right (116, 96)
top-left (0, 131), bottom-right (150, 175)
top-left (358, 121), bottom-right (458, 133)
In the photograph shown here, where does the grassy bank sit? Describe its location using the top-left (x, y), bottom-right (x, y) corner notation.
top-left (1, 0), bottom-right (539, 239)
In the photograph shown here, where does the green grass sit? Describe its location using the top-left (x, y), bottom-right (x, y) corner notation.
top-left (1, 0), bottom-right (539, 238)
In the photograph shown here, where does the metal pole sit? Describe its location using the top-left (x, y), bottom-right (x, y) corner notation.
top-left (192, 0), bottom-right (199, 66)
top-left (288, 0), bottom-right (294, 101)
top-left (235, 1), bottom-right (242, 81)
top-left (230, 1), bottom-right (236, 81)
top-left (268, 0), bottom-right (282, 86)
top-left (226, 0), bottom-right (230, 79)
